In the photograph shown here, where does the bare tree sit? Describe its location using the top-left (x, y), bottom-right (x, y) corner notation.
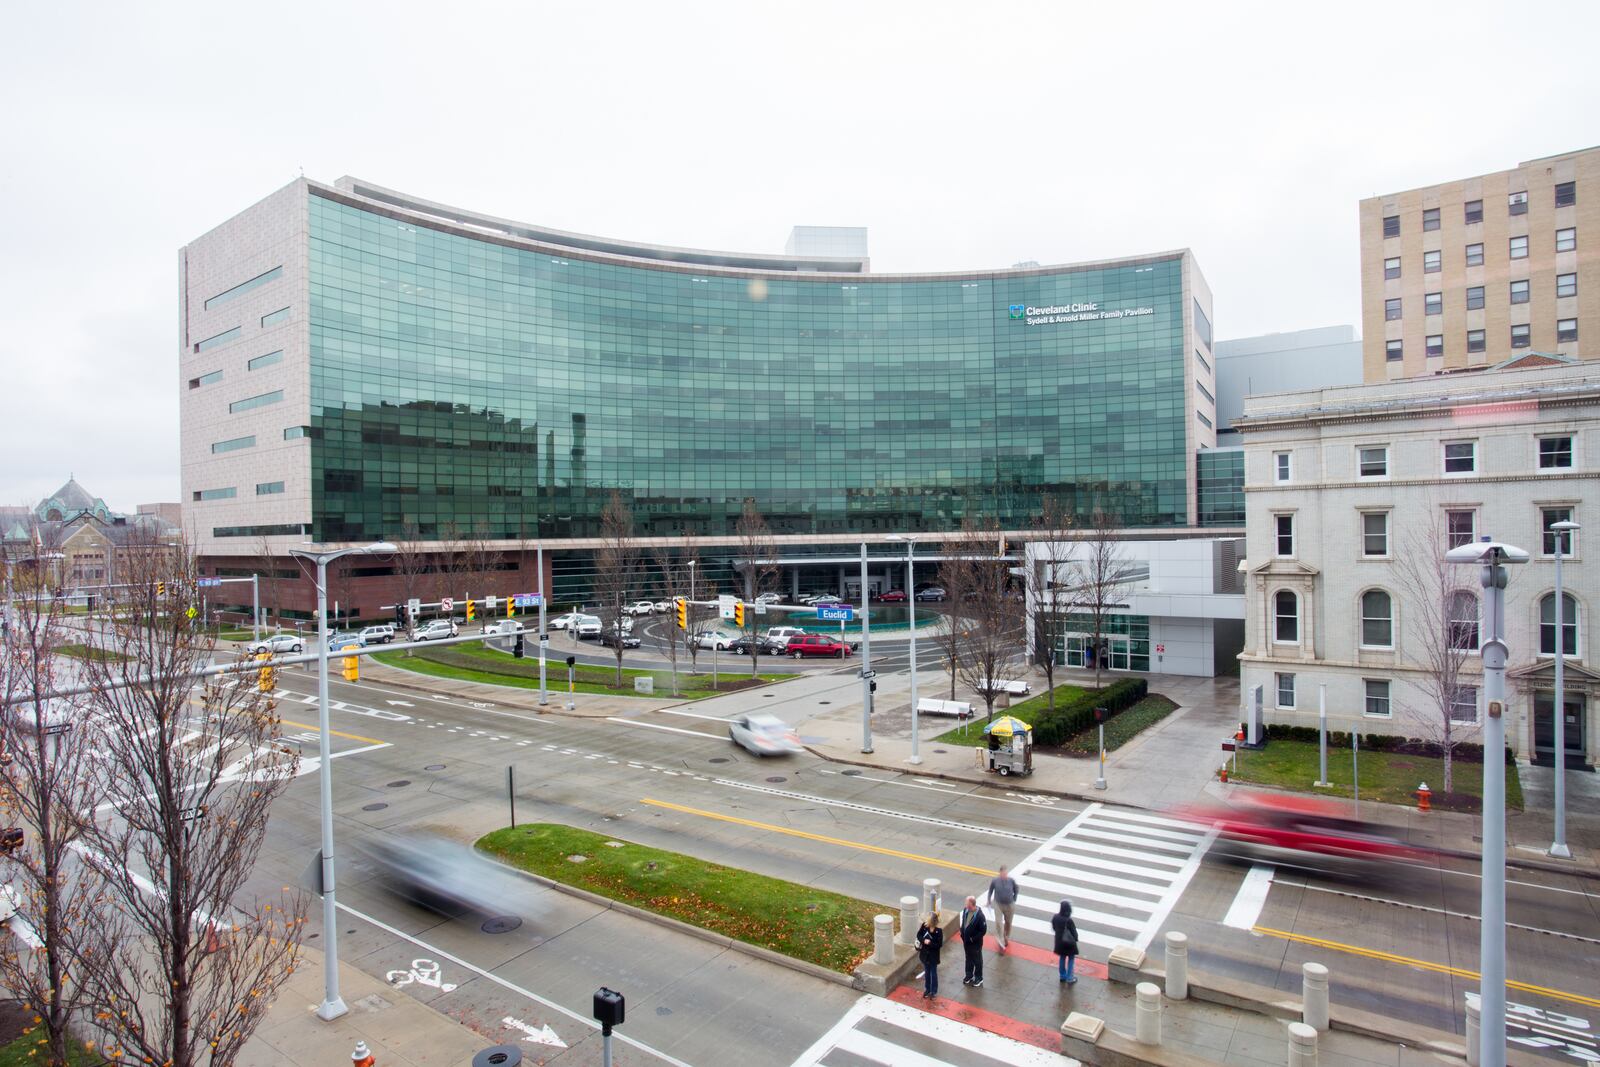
top-left (651, 542), bottom-right (695, 696)
top-left (1030, 494), bottom-right (1076, 713)
top-left (1392, 507), bottom-right (1482, 793)
top-left (948, 521), bottom-right (1027, 722)
top-left (593, 493), bottom-right (639, 687)
top-left (933, 535), bottom-right (977, 700)
top-left (734, 500), bottom-right (778, 679)
top-left (391, 522), bottom-right (434, 646)
top-left (0, 593), bottom-right (105, 1067)
top-left (1068, 506), bottom-right (1133, 689)
top-left (74, 540), bottom-right (305, 1067)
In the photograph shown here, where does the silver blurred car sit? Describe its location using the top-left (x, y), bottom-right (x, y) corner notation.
top-left (728, 713), bottom-right (803, 756)
top-left (357, 833), bottom-right (527, 917)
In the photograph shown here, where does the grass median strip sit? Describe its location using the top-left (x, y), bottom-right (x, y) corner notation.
top-left (1223, 738), bottom-right (1523, 810)
top-left (374, 643), bottom-right (789, 700)
top-left (932, 683), bottom-right (1088, 745)
top-left (478, 823), bottom-right (883, 973)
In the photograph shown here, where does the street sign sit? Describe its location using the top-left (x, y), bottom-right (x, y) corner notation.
top-left (485, 595), bottom-right (498, 610)
top-left (718, 594), bottom-right (737, 620)
top-left (41, 723), bottom-right (71, 737)
top-left (1155, 644), bottom-right (1165, 653)
top-left (754, 601), bottom-right (767, 616)
top-left (818, 605), bottom-right (855, 621)
top-left (197, 577), bottom-right (222, 588)
top-left (407, 598), bottom-right (421, 616)
top-left (514, 593), bottom-right (541, 608)
top-left (441, 597), bottom-right (454, 613)
top-left (859, 669), bottom-right (877, 680)
top-left (185, 606), bottom-right (198, 620)
top-left (1221, 740), bottom-right (1236, 752)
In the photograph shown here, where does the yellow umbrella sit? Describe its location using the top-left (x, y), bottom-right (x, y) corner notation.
top-left (983, 715), bottom-right (1032, 739)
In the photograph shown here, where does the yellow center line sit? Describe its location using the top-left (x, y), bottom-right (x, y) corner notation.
top-left (279, 719), bottom-right (386, 746)
top-left (1253, 926), bottom-right (1600, 1010)
top-left (640, 797), bottom-right (993, 876)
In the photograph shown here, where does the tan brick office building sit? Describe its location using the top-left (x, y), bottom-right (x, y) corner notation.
top-left (1359, 147), bottom-right (1598, 381)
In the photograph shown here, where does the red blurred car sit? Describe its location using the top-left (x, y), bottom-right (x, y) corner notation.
top-left (1175, 793), bottom-right (1434, 863)
top-left (786, 634), bottom-right (853, 659)
top-left (876, 589), bottom-right (908, 602)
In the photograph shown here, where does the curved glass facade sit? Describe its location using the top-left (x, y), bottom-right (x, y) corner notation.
top-left (307, 192), bottom-right (1194, 540)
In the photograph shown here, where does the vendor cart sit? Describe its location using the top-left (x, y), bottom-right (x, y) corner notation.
top-left (978, 715), bottom-right (1034, 777)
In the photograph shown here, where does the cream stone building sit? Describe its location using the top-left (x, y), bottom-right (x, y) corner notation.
top-left (1236, 358), bottom-right (1597, 768)
top-left (1359, 146), bottom-right (1598, 381)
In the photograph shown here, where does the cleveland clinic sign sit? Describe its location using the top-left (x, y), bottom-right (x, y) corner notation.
top-left (1007, 302), bottom-right (1155, 326)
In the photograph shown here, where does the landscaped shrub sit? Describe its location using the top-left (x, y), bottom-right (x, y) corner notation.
top-left (1031, 678), bottom-right (1149, 747)
top-left (1262, 722), bottom-right (1513, 764)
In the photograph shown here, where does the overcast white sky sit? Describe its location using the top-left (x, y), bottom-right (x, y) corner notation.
top-left (3, 1), bottom-right (1597, 510)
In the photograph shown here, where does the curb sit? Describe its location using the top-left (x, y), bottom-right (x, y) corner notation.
top-left (480, 851), bottom-right (867, 990)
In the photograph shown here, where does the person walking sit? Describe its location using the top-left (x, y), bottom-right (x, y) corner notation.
top-left (916, 911), bottom-right (944, 999)
top-left (958, 895), bottom-right (988, 987)
top-left (1052, 899), bottom-right (1079, 984)
top-left (985, 864), bottom-right (1019, 951)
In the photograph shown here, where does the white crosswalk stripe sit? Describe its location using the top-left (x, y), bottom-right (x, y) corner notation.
top-left (1002, 802), bottom-right (1215, 952)
top-left (791, 995), bottom-right (1074, 1067)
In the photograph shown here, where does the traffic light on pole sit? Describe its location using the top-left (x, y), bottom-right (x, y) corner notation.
top-left (674, 597), bottom-right (687, 629)
top-left (255, 652), bottom-right (276, 693)
top-left (734, 601), bottom-right (746, 627)
top-left (466, 599), bottom-right (477, 621)
top-left (156, 581), bottom-right (166, 597)
top-left (507, 595), bottom-right (516, 618)
top-left (394, 603), bottom-right (404, 626)
top-left (341, 644), bottom-right (359, 682)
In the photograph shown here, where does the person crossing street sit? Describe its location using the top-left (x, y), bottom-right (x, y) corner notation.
top-left (985, 864), bottom-right (1018, 951)
top-left (958, 895), bottom-right (987, 987)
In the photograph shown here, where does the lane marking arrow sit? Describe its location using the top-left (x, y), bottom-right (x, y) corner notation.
top-left (385, 700), bottom-right (414, 707)
top-left (502, 1016), bottom-right (567, 1048)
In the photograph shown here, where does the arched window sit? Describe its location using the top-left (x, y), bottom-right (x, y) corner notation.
top-left (1361, 590), bottom-right (1393, 648)
top-left (1541, 593), bottom-right (1579, 656)
top-left (1448, 590), bottom-right (1480, 652)
top-left (1274, 590), bottom-right (1299, 643)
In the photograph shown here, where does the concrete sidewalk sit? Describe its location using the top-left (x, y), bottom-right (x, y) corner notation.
top-left (239, 945), bottom-right (488, 1067)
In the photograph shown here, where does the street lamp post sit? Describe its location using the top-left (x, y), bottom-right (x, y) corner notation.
top-left (1549, 519), bottom-right (1579, 860)
top-left (536, 542), bottom-right (548, 706)
top-left (859, 542), bottom-right (873, 754)
top-left (1447, 534), bottom-right (1529, 1067)
top-left (287, 540), bottom-right (396, 1022)
top-left (889, 535), bottom-right (919, 764)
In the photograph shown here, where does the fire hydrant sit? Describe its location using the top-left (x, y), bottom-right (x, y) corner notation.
top-left (1416, 782), bottom-right (1432, 812)
top-left (352, 1041), bottom-right (375, 1067)
top-left (1219, 764), bottom-right (1229, 784)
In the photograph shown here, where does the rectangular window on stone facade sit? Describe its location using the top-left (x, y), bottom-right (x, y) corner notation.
top-left (1384, 257), bottom-right (1401, 279)
top-left (1465, 242), bottom-right (1484, 266)
top-left (1447, 509), bottom-right (1476, 549)
top-left (1275, 514), bottom-right (1295, 557)
top-left (1362, 511), bottom-right (1390, 556)
top-left (1426, 335), bottom-right (1443, 358)
top-left (1358, 446), bottom-right (1388, 478)
top-left (1557, 273), bottom-right (1577, 298)
top-left (1423, 208), bottom-right (1440, 231)
top-left (1558, 318), bottom-right (1578, 343)
top-left (1276, 673), bottom-right (1296, 709)
top-left (1364, 679), bottom-right (1392, 717)
top-left (1464, 200), bottom-right (1483, 224)
top-left (1385, 297), bottom-right (1402, 321)
top-left (1555, 182), bottom-right (1576, 208)
top-left (1556, 227), bottom-right (1576, 253)
top-left (1386, 339), bottom-right (1403, 361)
top-left (1511, 324), bottom-right (1531, 348)
top-left (1510, 235), bottom-right (1528, 259)
top-left (1467, 286), bottom-right (1485, 309)
top-left (1444, 440), bottom-right (1476, 474)
top-left (1424, 250), bottom-right (1441, 273)
top-left (1467, 329), bottom-right (1485, 353)
top-left (1539, 436), bottom-right (1573, 469)
top-left (1383, 215), bottom-right (1399, 238)
top-left (1425, 292), bottom-right (1442, 315)
top-left (1510, 279), bottom-right (1530, 304)
top-left (1509, 191), bottom-right (1528, 215)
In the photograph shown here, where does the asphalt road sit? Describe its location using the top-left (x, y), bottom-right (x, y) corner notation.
top-left (231, 652), bottom-right (1600, 1064)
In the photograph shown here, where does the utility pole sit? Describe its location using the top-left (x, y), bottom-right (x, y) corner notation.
top-left (859, 541), bottom-right (874, 753)
top-left (537, 542), bottom-right (548, 706)
top-left (1549, 520), bottom-right (1578, 859)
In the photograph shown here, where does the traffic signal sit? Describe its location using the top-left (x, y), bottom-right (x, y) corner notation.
top-left (255, 652), bottom-right (276, 693)
top-left (674, 597), bottom-right (687, 629)
top-left (466, 599), bottom-right (477, 621)
top-left (734, 601), bottom-right (746, 627)
top-left (513, 633), bottom-right (525, 659)
top-left (341, 644), bottom-right (359, 682)
top-left (394, 603), bottom-right (405, 625)
top-left (156, 581), bottom-right (166, 596)
top-left (507, 595), bottom-right (516, 618)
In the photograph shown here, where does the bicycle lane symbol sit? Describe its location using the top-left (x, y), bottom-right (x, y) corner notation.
top-left (387, 958), bottom-right (458, 993)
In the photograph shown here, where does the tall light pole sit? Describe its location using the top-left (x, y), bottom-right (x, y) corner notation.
top-left (889, 535), bottom-right (919, 764)
top-left (1447, 535), bottom-right (1529, 1067)
top-left (1549, 519), bottom-right (1578, 860)
top-left (859, 542), bottom-right (873, 753)
top-left (287, 540), bottom-right (396, 1022)
top-left (536, 542), bottom-right (548, 706)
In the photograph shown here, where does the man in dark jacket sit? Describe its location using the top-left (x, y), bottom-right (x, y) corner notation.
top-left (958, 895), bottom-right (988, 986)
top-left (1051, 899), bottom-right (1079, 984)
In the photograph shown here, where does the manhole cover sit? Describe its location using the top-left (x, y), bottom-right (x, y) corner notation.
top-left (425, 764), bottom-right (446, 771)
top-left (842, 769), bottom-right (863, 776)
top-left (567, 854), bottom-right (588, 863)
top-left (763, 694), bottom-right (775, 698)
top-left (934, 749), bottom-right (948, 754)
top-left (819, 701), bottom-right (832, 705)
top-left (708, 757), bottom-right (730, 764)
top-left (481, 916), bottom-right (522, 934)
top-left (387, 780), bottom-right (411, 788)
top-left (361, 803), bottom-right (388, 812)
top-left (765, 776), bottom-right (787, 783)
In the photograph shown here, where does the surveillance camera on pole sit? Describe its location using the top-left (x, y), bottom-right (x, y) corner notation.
top-left (1446, 534), bottom-right (1526, 1067)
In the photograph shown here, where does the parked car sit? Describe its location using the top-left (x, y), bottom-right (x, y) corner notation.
top-left (725, 637), bottom-right (757, 655)
top-left (728, 713), bottom-right (803, 756)
top-left (695, 629), bottom-right (741, 651)
top-left (326, 630), bottom-right (366, 650)
top-left (599, 630), bottom-right (641, 649)
top-left (359, 624), bottom-right (396, 645)
top-left (915, 586), bottom-right (946, 601)
top-left (623, 600), bottom-right (656, 617)
top-left (411, 620), bottom-right (458, 641)
top-left (652, 599), bottom-right (671, 613)
top-left (812, 593), bottom-right (845, 606)
top-left (796, 593), bottom-right (828, 605)
top-left (246, 633), bottom-right (303, 655)
top-left (571, 614), bottom-right (602, 639)
top-left (755, 592), bottom-right (783, 605)
top-left (876, 589), bottom-right (907, 603)
top-left (548, 611), bottom-right (581, 631)
top-left (786, 633), bottom-right (852, 659)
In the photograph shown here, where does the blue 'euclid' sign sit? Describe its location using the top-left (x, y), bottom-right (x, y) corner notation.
top-left (818, 606), bottom-right (855, 621)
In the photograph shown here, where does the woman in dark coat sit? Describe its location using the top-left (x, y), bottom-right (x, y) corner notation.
top-left (1051, 899), bottom-right (1079, 984)
top-left (916, 911), bottom-right (944, 999)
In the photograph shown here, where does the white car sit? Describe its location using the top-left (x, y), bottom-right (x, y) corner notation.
top-left (572, 614), bottom-right (602, 639)
top-left (755, 592), bottom-right (783, 605)
top-left (359, 624), bottom-right (396, 645)
top-left (623, 601), bottom-right (656, 617)
top-left (549, 612), bottom-right (581, 631)
top-left (728, 713), bottom-right (803, 756)
top-left (411, 620), bottom-right (458, 641)
top-left (695, 629), bottom-right (740, 651)
top-left (246, 633), bottom-right (304, 655)
top-left (761, 626), bottom-right (807, 653)
top-left (652, 600), bottom-right (671, 613)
